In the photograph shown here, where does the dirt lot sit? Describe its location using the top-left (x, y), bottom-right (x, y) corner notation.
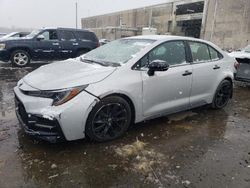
top-left (0, 61), bottom-right (250, 188)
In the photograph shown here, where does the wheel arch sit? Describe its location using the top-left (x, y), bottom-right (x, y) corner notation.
top-left (99, 93), bottom-right (136, 124)
top-left (223, 76), bottom-right (233, 98)
top-left (10, 47), bottom-right (32, 57)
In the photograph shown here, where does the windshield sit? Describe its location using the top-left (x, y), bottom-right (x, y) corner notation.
top-left (26, 29), bottom-right (41, 38)
top-left (244, 45), bottom-right (250, 53)
top-left (1, 32), bottom-right (17, 39)
top-left (83, 39), bottom-right (155, 65)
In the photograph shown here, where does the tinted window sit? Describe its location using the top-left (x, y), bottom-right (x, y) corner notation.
top-left (189, 42), bottom-right (210, 63)
top-left (146, 41), bottom-right (187, 67)
top-left (76, 31), bottom-right (97, 42)
top-left (20, 33), bottom-right (27, 37)
top-left (40, 30), bottom-right (58, 41)
top-left (12, 33), bottom-right (20, 37)
top-left (209, 46), bottom-right (221, 60)
top-left (60, 30), bottom-right (76, 41)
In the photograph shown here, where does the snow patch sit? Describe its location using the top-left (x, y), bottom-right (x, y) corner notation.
top-left (40, 108), bottom-right (60, 120)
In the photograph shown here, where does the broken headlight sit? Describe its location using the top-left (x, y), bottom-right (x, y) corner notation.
top-left (23, 85), bottom-right (88, 106)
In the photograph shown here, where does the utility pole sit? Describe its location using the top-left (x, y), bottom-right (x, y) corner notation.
top-left (75, 2), bottom-right (78, 29)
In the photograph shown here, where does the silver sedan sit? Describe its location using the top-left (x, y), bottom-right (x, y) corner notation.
top-left (14, 35), bottom-right (236, 142)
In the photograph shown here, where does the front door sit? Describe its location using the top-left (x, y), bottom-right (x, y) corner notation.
top-left (141, 41), bottom-right (193, 117)
top-left (33, 30), bottom-right (61, 60)
top-left (58, 30), bottom-right (78, 59)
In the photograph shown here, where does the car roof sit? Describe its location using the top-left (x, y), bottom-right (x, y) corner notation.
top-left (127, 35), bottom-right (209, 43)
top-left (41, 27), bottom-right (92, 33)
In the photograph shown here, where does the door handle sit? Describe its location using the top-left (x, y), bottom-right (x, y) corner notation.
top-left (182, 70), bottom-right (192, 76)
top-left (72, 43), bottom-right (79, 46)
top-left (213, 65), bottom-right (220, 70)
top-left (52, 42), bottom-right (59, 46)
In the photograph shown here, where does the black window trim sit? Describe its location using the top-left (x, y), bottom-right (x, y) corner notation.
top-left (132, 39), bottom-right (191, 71)
top-left (186, 40), bottom-right (224, 65)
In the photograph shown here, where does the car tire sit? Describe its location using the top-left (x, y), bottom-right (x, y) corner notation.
top-left (212, 80), bottom-right (232, 109)
top-left (11, 50), bottom-right (30, 67)
top-left (86, 96), bottom-right (132, 142)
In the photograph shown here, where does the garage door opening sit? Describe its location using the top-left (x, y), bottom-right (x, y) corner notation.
top-left (175, 19), bottom-right (202, 38)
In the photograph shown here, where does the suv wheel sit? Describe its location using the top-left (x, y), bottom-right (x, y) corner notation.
top-left (86, 96), bottom-right (132, 142)
top-left (11, 50), bottom-right (30, 67)
top-left (212, 80), bottom-right (232, 109)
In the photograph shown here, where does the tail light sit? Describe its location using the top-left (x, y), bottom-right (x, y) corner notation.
top-left (96, 42), bottom-right (100, 48)
top-left (234, 60), bottom-right (240, 70)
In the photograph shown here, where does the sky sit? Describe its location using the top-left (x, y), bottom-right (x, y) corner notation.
top-left (0, 0), bottom-right (173, 29)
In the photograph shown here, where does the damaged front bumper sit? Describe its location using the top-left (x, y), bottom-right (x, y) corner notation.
top-left (14, 84), bottom-right (98, 142)
top-left (15, 95), bottom-right (66, 143)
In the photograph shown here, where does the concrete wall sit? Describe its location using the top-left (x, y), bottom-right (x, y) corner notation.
top-left (81, 3), bottom-right (173, 40)
top-left (203, 0), bottom-right (250, 49)
top-left (82, 0), bottom-right (250, 49)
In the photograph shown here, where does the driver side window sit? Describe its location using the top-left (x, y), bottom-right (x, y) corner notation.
top-left (137, 41), bottom-right (187, 68)
top-left (40, 30), bottom-right (58, 41)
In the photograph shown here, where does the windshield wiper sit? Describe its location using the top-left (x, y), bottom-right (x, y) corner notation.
top-left (80, 57), bottom-right (120, 67)
top-left (80, 57), bottom-right (108, 66)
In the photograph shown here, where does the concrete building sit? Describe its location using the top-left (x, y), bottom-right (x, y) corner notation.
top-left (81, 0), bottom-right (250, 49)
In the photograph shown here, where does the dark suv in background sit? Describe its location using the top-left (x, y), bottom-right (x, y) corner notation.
top-left (0, 28), bottom-right (99, 67)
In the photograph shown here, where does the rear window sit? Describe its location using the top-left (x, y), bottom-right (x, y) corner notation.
top-left (189, 41), bottom-right (223, 63)
top-left (189, 42), bottom-right (210, 63)
top-left (208, 46), bottom-right (221, 61)
top-left (76, 31), bottom-right (97, 42)
top-left (60, 30), bottom-right (76, 41)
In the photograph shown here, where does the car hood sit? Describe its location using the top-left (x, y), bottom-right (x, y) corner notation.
top-left (23, 58), bottom-right (117, 90)
top-left (229, 51), bottom-right (250, 59)
top-left (0, 37), bottom-right (32, 42)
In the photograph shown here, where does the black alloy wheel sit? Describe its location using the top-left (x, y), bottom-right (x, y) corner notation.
top-left (86, 96), bottom-right (132, 142)
top-left (212, 80), bottom-right (232, 109)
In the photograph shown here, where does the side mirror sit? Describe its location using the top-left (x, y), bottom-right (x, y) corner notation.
top-left (147, 60), bottom-right (169, 76)
top-left (36, 35), bottom-right (45, 41)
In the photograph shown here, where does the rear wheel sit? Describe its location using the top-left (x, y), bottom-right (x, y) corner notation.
top-left (11, 50), bottom-right (30, 67)
top-left (86, 96), bottom-right (132, 142)
top-left (212, 80), bottom-right (232, 109)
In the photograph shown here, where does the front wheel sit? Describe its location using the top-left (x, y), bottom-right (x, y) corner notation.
top-left (11, 50), bottom-right (30, 67)
top-left (86, 96), bottom-right (132, 142)
top-left (212, 80), bottom-right (232, 109)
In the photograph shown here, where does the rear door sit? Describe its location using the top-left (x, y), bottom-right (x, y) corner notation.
top-left (75, 31), bottom-right (99, 52)
top-left (188, 41), bottom-right (224, 107)
top-left (58, 30), bottom-right (78, 59)
top-left (33, 29), bottom-right (61, 60)
top-left (141, 40), bottom-right (193, 117)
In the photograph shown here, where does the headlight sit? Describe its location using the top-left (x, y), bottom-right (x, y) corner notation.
top-left (0, 43), bottom-right (6, 50)
top-left (23, 85), bottom-right (88, 106)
